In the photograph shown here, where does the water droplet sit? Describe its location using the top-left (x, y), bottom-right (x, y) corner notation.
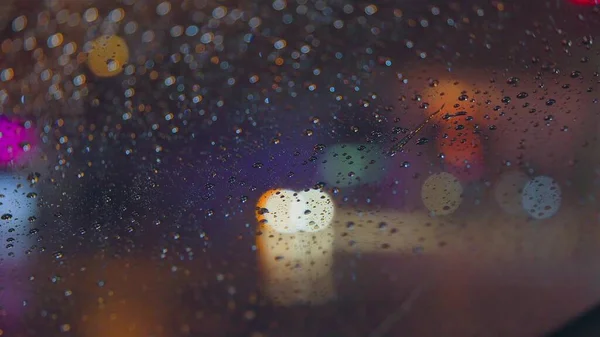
top-left (314, 144), bottom-right (326, 152)
top-left (516, 92), bottom-right (529, 99)
top-left (506, 77), bottom-right (520, 85)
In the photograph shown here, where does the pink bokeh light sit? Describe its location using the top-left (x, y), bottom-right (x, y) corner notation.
top-left (0, 117), bottom-right (37, 166)
top-left (568, 0), bottom-right (598, 5)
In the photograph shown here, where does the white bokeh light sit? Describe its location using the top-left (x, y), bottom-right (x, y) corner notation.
top-left (256, 189), bottom-right (306, 234)
top-left (521, 175), bottom-right (562, 220)
top-left (256, 188), bottom-right (336, 306)
top-left (257, 188), bottom-right (335, 233)
top-left (295, 189), bottom-right (335, 233)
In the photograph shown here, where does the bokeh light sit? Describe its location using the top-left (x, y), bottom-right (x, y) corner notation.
top-left (436, 123), bottom-right (485, 182)
top-left (415, 71), bottom-right (500, 127)
top-left (521, 175), bottom-right (562, 220)
top-left (0, 117), bottom-right (36, 167)
top-left (296, 188), bottom-right (335, 232)
top-left (568, 0), bottom-right (598, 5)
top-left (319, 143), bottom-right (388, 188)
top-left (256, 220), bottom-right (336, 306)
top-left (256, 189), bottom-right (305, 234)
top-left (256, 188), bottom-right (336, 306)
top-left (256, 188), bottom-right (335, 233)
top-left (0, 1), bottom-right (597, 335)
top-left (86, 35), bottom-right (129, 78)
top-left (421, 172), bottom-right (463, 215)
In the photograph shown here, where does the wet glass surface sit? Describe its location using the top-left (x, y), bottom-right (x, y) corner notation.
top-left (1, 0), bottom-right (600, 336)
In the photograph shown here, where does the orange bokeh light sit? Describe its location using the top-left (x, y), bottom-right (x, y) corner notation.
top-left (418, 75), bottom-right (500, 128)
top-left (255, 189), bottom-right (280, 223)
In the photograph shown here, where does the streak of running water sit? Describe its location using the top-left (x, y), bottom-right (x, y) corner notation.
top-left (387, 104), bottom-right (446, 156)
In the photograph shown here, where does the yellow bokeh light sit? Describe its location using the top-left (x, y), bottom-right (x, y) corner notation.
top-left (421, 172), bottom-right (463, 216)
top-left (87, 35), bottom-right (130, 78)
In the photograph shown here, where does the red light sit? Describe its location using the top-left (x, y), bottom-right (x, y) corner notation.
top-left (436, 124), bottom-right (485, 183)
top-left (569, 0), bottom-right (598, 5)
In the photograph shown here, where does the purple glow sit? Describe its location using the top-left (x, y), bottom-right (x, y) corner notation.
top-left (379, 149), bottom-right (435, 211)
top-left (0, 117), bottom-right (36, 166)
top-left (0, 270), bottom-right (30, 333)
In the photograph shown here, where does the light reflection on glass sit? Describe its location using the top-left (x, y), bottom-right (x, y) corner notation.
top-left (256, 188), bottom-right (336, 306)
top-left (0, 172), bottom-right (39, 330)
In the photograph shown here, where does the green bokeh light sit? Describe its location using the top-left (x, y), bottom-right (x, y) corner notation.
top-left (319, 143), bottom-right (388, 187)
